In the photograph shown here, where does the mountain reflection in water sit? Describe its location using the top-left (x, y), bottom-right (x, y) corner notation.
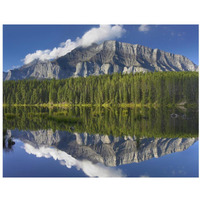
top-left (3, 106), bottom-right (198, 177)
top-left (6, 129), bottom-right (197, 172)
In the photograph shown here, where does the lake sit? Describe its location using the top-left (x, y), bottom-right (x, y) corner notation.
top-left (3, 106), bottom-right (199, 177)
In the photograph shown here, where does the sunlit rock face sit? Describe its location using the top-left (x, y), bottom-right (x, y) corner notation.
top-left (3, 41), bottom-right (198, 80)
top-left (8, 129), bottom-right (197, 167)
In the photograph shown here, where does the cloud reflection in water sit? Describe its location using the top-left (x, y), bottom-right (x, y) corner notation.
top-left (24, 143), bottom-right (125, 177)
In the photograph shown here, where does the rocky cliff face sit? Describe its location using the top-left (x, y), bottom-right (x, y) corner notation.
top-left (3, 41), bottom-right (198, 80)
top-left (8, 129), bottom-right (197, 166)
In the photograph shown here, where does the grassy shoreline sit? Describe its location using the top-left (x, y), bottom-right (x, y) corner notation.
top-left (3, 102), bottom-right (198, 109)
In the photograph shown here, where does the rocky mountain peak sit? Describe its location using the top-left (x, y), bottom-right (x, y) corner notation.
top-left (3, 40), bottom-right (198, 80)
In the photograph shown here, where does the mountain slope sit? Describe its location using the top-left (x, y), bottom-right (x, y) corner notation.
top-left (3, 41), bottom-right (198, 80)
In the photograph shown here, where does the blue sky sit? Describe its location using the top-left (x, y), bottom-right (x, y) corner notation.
top-left (3, 24), bottom-right (199, 72)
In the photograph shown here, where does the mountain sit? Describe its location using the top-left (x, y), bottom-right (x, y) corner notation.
top-left (3, 40), bottom-right (198, 81)
top-left (8, 129), bottom-right (197, 167)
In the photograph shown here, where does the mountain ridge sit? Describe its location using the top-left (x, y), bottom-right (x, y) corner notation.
top-left (3, 40), bottom-right (198, 81)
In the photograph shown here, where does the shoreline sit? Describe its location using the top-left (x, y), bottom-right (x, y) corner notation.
top-left (3, 103), bottom-right (198, 109)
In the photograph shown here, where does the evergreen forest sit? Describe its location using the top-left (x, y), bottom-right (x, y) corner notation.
top-left (3, 72), bottom-right (199, 106)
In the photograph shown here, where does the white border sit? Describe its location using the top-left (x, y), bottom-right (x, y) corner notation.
top-left (0, 1), bottom-right (199, 200)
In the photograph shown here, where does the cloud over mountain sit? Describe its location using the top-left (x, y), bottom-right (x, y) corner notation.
top-left (23, 25), bottom-right (126, 64)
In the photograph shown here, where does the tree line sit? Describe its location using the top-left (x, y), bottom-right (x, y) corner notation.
top-left (3, 72), bottom-right (199, 105)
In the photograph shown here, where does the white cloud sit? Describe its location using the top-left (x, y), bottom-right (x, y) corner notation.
top-left (23, 25), bottom-right (126, 65)
top-left (79, 25), bottom-right (125, 47)
top-left (24, 143), bottom-right (125, 177)
top-left (138, 25), bottom-right (150, 32)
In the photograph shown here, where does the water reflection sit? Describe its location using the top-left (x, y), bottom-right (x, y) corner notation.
top-left (24, 143), bottom-right (124, 177)
top-left (3, 106), bottom-right (198, 138)
top-left (6, 129), bottom-right (197, 167)
top-left (3, 129), bottom-right (15, 152)
top-left (3, 106), bottom-right (198, 177)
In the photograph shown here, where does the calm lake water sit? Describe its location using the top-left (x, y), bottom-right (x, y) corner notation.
top-left (3, 106), bottom-right (199, 177)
